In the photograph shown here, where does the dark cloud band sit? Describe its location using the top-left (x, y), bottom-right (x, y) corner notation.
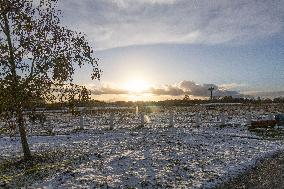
top-left (90, 80), bottom-right (243, 98)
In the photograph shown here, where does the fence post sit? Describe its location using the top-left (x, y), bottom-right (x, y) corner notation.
top-left (136, 106), bottom-right (139, 116)
top-left (169, 111), bottom-right (174, 127)
top-left (195, 112), bottom-right (200, 127)
top-left (140, 113), bottom-right (144, 127)
top-left (221, 112), bottom-right (225, 125)
top-left (79, 114), bottom-right (84, 129)
top-left (246, 113), bottom-right (251, 125)
top-left (109, 112), bottom-right (114, 130)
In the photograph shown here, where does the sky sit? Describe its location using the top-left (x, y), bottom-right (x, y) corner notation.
top-left (58, 0), bottom-right (284, 101)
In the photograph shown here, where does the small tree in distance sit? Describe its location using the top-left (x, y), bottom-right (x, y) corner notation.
top-left (0, 0), bottom-right (101, 160)
top-left (79, 86), bottom-right (91, 103)
top-left (183, 94), bottom-right (190, 101)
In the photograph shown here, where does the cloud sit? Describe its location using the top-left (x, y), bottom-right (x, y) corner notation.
top-left (110, 0), bottom-right (177, 8)
top-left (89, 81), bottom-right (284, 100)
top-left (179, 81), bottom-right (217, 97)
top-left (88, 82), bottom-right (128, 95)
top-left (219, 83), bottom-right (245, 90)
top-left (58, 0), bottom-right (284, 50)
top-left (89, 80), bottom-right (242, 98)
top-left (178, 80), bottom-right (241, 97)
top-left (91, 86), bottom-right (129, 95)
top-left (149, 85), bottom-right (185, 96)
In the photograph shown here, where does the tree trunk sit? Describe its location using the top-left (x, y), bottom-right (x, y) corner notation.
top-left (17, 108), bottom-right (32, 160)
top-left (2, 13), bottom-right (32, 160)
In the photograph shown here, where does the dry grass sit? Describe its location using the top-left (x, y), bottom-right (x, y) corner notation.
top-left (217, 152), bottom-right (284, 189)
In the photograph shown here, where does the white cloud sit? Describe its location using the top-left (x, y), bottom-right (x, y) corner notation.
top-left (109, 0), bottom-right (177, 8)
top-left (59, 0), bottom-right (284, 50)
top-left (219, 83), bottom-right (245, 90)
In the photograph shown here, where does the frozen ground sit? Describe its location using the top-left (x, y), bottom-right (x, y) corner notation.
top-left (1, 123), bottom-right (284, 188)
top-left (1, 105), bottom-right (284, 188)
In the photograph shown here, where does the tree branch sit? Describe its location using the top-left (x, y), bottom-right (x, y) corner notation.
top-left (0, 21), bottom-right (5, 32)
top-left (2, 13), bottom-right (17, 78)
top-left (29, 55), bottom-right (36, 78)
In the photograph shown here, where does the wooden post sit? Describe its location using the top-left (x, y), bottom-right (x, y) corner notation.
top-left (79, 114), bottom-right (84, 129)
top-left (136, 106), bottom-right (139, 116)
top-left (169, 111), bottom-right (174, 127)
top-left (246, 113), bottom-right (251, 125)
top-left (140, 113), bottom-right (144, 127)
top-left (195, 112), bottom-right (200, 127)
top-left (221, 112), bottom-right (225, 125)
top-left (109, 112), bottom-right (114, 130)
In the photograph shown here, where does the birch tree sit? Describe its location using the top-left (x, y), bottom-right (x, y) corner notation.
top-left (0, 0), bottom-right (101, 160)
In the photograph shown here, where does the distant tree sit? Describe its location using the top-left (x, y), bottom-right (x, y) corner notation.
top-left (263, 98), bottom-right (272, 103)
top-left (79, 86), bottom-right (91, 103)
top-left (256, 96), bottom-right (261, 104)
top-left (0, 0), bottom-right (101, 160)
top-left (221, 96), bottom-right (233, 103)
top-left (183, 94), bottom-right (190, 101)
top-left (274, 97), bottom-right (284, 103)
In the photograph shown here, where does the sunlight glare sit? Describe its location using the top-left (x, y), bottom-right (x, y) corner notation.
top-left (124, 79), bottom-right (149, 93)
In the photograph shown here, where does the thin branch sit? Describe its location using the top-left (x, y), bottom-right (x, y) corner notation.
top-left (29, 55), bottom-right (36, 77)
top-left (0, 13), bottom-right (6, 32)
top-left (2, 13), bottom-right (17, 77)
top-left (0, 21), bottom-right (5, 32)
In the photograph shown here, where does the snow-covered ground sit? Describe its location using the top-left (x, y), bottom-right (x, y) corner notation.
top-left (1, 106), bottom-right (284, 188)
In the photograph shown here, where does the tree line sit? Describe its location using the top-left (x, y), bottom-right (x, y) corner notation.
top-left (5, 95), bottom-right (282, 111)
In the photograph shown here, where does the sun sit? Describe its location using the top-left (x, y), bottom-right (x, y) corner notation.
top-left (124, 79), bottom-right (149, 93)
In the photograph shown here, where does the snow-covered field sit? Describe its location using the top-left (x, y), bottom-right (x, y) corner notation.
top-left (1, 105), bottom-right (284, 188)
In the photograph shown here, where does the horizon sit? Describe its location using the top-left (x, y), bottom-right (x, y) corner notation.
top-left (58, 0), bottom-right (283, 101)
